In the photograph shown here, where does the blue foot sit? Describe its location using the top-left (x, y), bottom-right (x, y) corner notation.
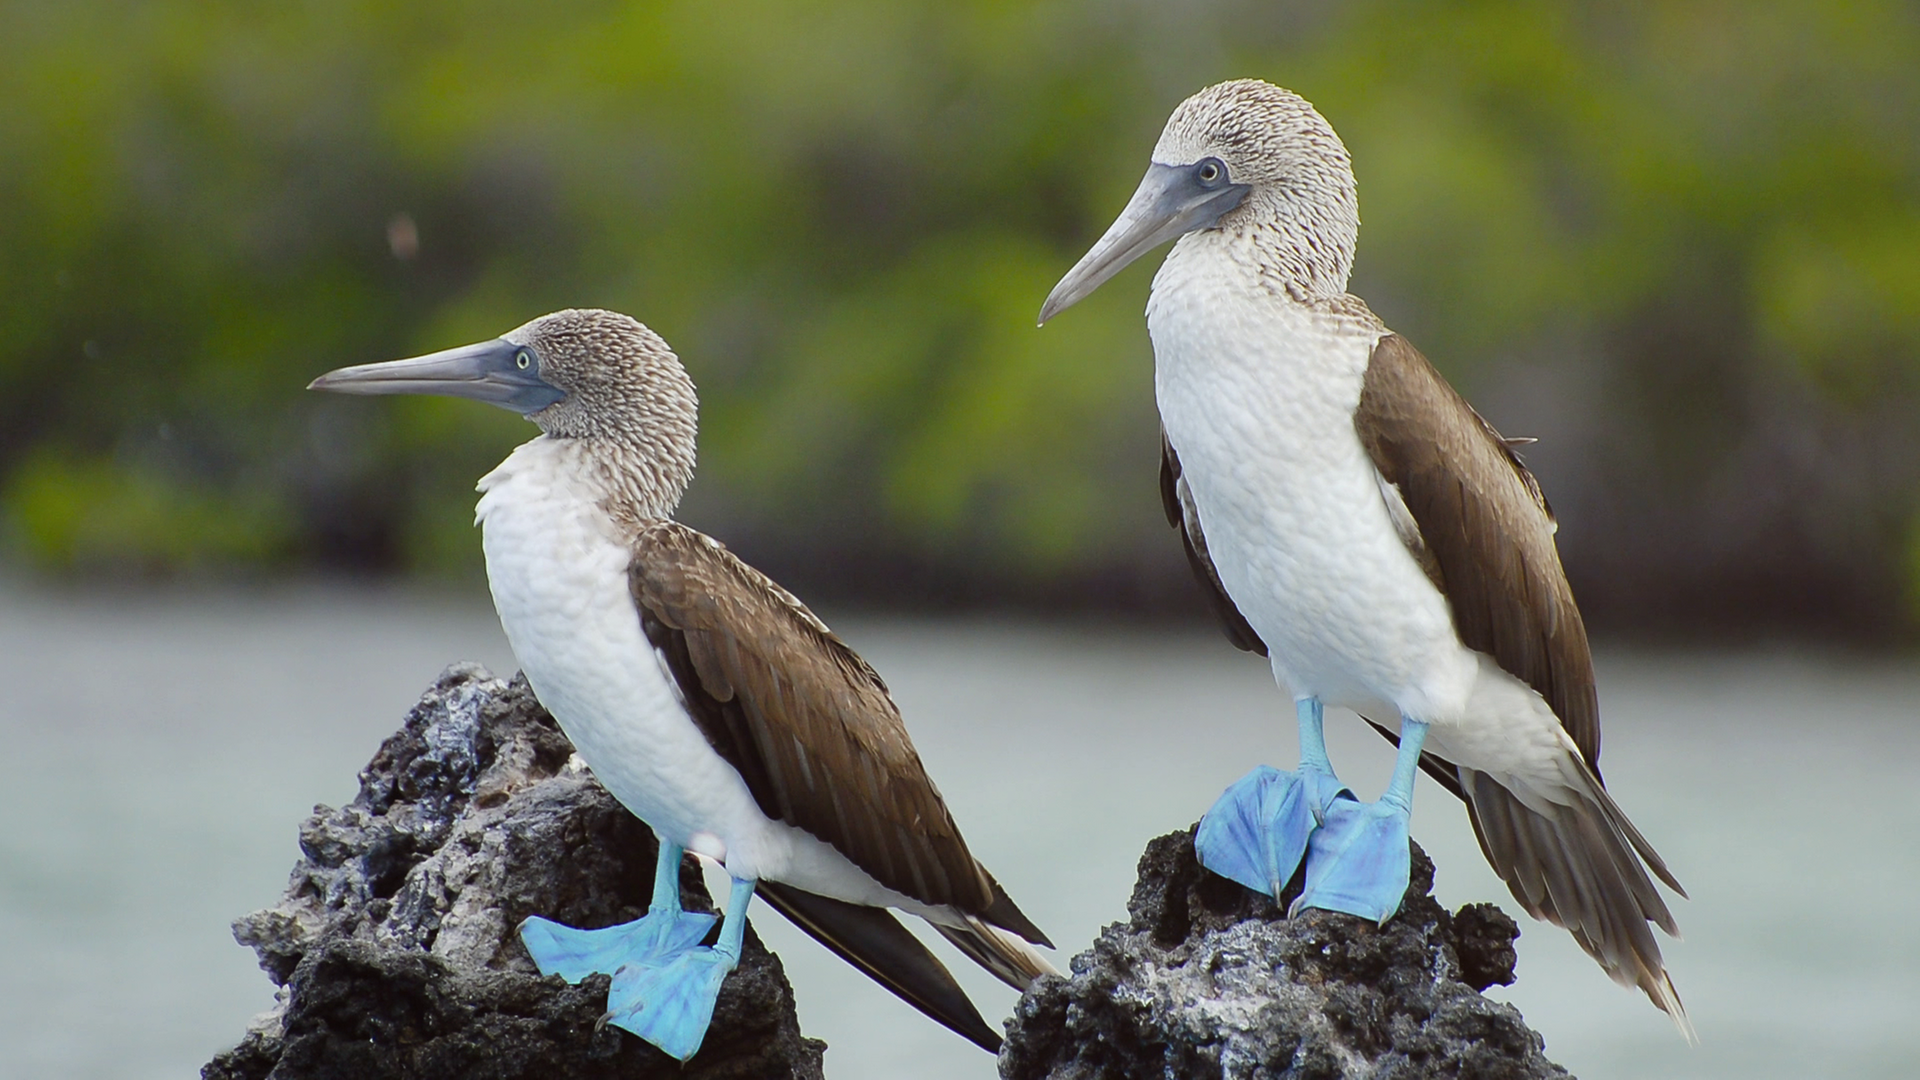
top-left (1291, 794), bottom-right (1413, 924)
top-left (1196, 697), bottom-right (1352, 898)
top-left (602, 874), bottom-right (757, 1061)
top-left (1195, 764), bottom-right (1350, 897)
top-left (603, 943), bottom-right (737, 1060)
top-left (518, 908), bottom-right (716, 984)
top-left (517, 841), bottom-right (754, 1060)
top-left (518, 840), bottom-right (716, 984)
top-left (1291, 717), bottom-right (1430, 925)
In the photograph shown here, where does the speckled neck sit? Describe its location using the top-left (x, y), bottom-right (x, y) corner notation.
top-left (1227, 186), bottom-right (1359, 302)
top-left (582, 433), bottom-right (692, 526)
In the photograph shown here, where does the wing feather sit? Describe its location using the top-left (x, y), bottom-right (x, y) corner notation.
top-left (629, 521), bottom-right (1048, 944)
top-left (1355, 334), bottom-right (1599, 768)
top-left (1355, 334), bottom-right (1687, 1029)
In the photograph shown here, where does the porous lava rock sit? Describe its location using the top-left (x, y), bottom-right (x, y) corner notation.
top-left (1000, 827), bottom-right (1569, 1080)
top-left (202, 663), bottom-right (824, 1080)
top-left (202, 661), bottom-right (1570, 1080)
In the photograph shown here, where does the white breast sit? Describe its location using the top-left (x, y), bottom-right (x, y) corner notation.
top-left (1147, 234), bottom-right (1478, 726)
top-left (477, 439), bottom-right (760, 853)
top-left (473, 438), bottom-right (926, 910)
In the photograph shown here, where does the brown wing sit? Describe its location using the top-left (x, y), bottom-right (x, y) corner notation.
top-left (1161, 431), bottom-right (1267, 657)
top-left (629, 521), bottom-right (1043, 943)
top-left (1355, 333), bottom-right (1599, 770)
top-left (1357, 335), bottom-right (1688, 1028)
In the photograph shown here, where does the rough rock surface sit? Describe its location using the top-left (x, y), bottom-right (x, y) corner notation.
top-left (1000, 827), bottom-right (1570, 1080)
top-left (204, 661), bottom-right (1570, 1080)
top-left (202, 663), bottom-right (825, 1080)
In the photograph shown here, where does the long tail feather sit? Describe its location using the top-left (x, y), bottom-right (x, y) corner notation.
top-left (1365, 718), bottom-right (1690, 1039)
top-left (1462, 767), bottom-right (1695, 1042)
top-left (931, 915), bottom-right (1060, 992)
top-left (755, 881), bottom-right (1003, 1053)
top-left (980, 872), bottom-right (1054, 948)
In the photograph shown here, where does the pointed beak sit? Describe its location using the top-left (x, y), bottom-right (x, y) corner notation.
top-left (307, 338), bottom-right (565, 416)
top-left (1038, 162), bottom-right (1249, 325)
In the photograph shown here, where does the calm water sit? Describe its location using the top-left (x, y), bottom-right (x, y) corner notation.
top-left (2, 583), bottom-right (1916, 1079)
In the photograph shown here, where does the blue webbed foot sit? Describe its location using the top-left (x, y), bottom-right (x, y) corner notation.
top-left (1292, 718), bottom-right (1430, 924)
top-left (1195, 763), bottom-right (1352, 898)
top-left (603, 944), bottom-right (739, 1061)
top-left (518, 908), bottom-right (717, 984)
top-left (1291, 791), bottom-right (1414, 924)
top-left (519, 840), bottom-right (743, 1060)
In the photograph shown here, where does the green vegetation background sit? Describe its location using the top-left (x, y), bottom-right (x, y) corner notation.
top-left (3, 0), bottom-right (1918, 638)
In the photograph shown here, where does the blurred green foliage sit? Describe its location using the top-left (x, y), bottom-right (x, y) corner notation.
top-left (2, 1), bottom-right (1918, 632)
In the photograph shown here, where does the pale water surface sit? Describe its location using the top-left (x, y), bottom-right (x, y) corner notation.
top-left (2, 584), bottom-right (1916, 1079)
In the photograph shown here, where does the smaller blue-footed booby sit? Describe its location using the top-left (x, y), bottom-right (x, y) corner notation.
top-left (1038, 79), bottom-right (1690, 1035)
top-left (309, 309), bottom-right (1054, 1060)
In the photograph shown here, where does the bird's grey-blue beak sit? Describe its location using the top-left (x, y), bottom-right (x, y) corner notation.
top-left (307, 338), bottom-right (565, 416)
top-left (1038, 161), bottom-right (1250, 325)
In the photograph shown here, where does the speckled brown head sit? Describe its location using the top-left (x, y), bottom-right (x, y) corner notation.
top-left (309, 308), bottom-right (699, 511)
top-left (1040, 78), bottom-right (1360, 321)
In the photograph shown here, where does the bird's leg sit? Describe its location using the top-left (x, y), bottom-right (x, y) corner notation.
top-left (517, 840), bottom-right (718, 987)
top-left (1293, 717), bottom-right (1429, 924)
top-left (603, 876), bottom-right (757, 1061)
top-left (1195, 697), bottom-right (1356, 899)
top-left (1292, 697), bottom-right (1354, 818)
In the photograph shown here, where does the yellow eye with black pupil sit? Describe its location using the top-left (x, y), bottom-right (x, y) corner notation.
top-left (1198, 162), bottom-right (1220, 183)
top-left (516, 351), bottom-right (531, 370)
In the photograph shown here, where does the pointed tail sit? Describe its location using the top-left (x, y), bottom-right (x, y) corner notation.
top-left (931, 914), bottom-right (1060, 992)
top-left (1462, 765), bottom-right (1695, 1042)
top-left (755, 881), bottom-right (1004, 1053)
top-left (1366, 717), bottom-right (1691, 1039)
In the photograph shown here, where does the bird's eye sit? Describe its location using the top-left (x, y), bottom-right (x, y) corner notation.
top-left (1195, 158), bottom-right (1225, 186)
top-left (515, 349), bottom-right (532, 370)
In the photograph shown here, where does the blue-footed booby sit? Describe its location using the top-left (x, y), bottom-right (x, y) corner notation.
top-left (308, 309), bottom-right (1054, 1060)
top-left (1039, 79), bottom-right (1690, 1034)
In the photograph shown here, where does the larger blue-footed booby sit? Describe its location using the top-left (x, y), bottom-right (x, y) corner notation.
top-left (309, 309), bottom-right (1054, 1060)
top-left (1039, 79), bottom-right (1690, 1033)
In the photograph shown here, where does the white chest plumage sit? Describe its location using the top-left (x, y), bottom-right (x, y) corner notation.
top-left (1148, 235), bottom-right (1477, 725)
top-left (471, 439), bottom-right (915, 907)
top-left (474, 438), bottom-right (764, 859)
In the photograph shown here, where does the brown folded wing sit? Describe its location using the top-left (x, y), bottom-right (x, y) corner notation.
top-left (1355, 334), bottom-right (1686, 1024)
top-left (1354, 333), bottom-right (1600, 770)
top-left (628, 521), bottom-right (999, 917)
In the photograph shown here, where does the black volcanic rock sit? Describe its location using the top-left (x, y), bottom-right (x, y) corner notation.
top-left (203, 661), bottom-right (1571, 1080)
top-left (1000, 827), bottom-right (1569, 1080)
top-left (203, 663), bottom-right (824, 1080)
